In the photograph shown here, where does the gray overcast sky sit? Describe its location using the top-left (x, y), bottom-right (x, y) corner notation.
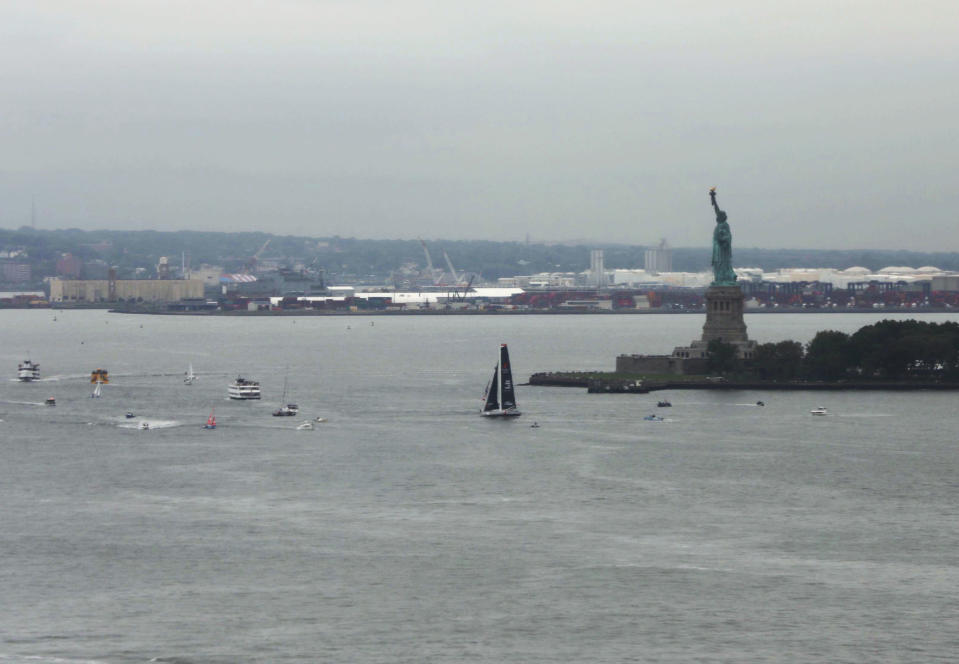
top-left (1, 1), bottom-right (957, 249)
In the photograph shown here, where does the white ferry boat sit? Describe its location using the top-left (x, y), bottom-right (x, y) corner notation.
top-left (228, 377), bottom-right (261, 400)
top-left (17, 359), bottom-right (40, 382)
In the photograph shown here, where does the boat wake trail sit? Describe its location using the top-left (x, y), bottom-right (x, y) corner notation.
top-left (0, 655), bottom-right (112, 664)
top-left (117, 419), bottom-right (181, 430)
top-left (34, 374), bottom-right (89, 382)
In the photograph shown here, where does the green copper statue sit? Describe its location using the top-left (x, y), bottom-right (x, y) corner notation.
top-left (709, 187), bottom-right (737, 286)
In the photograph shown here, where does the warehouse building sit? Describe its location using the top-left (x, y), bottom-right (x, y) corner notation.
top-left (49, 278), bottom-right (204, 303)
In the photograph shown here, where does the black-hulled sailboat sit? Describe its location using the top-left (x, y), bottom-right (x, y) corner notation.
top-left (481, 343), bottom-right (521, 417)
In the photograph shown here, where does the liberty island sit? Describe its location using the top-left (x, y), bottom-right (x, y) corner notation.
top-left (617, 187), bottom-right (757, 375)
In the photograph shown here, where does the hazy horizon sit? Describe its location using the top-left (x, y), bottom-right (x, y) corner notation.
top-left (12, 225), bottom-right (959, 262)
top-left (2, 1), bottom-right (956, 250)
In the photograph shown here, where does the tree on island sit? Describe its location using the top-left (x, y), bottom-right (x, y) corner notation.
top-left (761, 320), bottom-right (959, 381)
top-left (803, 330), bottom-right (853, 380)
top-left (751, 340), bottom-right (804, 380)
top-left (706, 339), bottom-right (739, 374)
top-left (693, 320), bottom-right (959, 382)
top-left (847, 319), bottom-right (959, 379)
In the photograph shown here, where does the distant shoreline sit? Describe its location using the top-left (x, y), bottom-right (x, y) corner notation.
top-left (99, 306), bottom-right (959, 316)
top-left (1, 303), bottom-right (955, 315)
top-left (527, 372), bottom-right (959, 392)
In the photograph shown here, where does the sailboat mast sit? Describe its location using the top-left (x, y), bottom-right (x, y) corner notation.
top-left (499, 344), bottom-right (508, 411)
top-left (496, 353), bottom-right (503, 409)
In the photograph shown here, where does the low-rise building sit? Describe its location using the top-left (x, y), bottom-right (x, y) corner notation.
top-left (49, 278), bottom-right (203, 303)
top-left (1, 261), bottom-right (31, 283)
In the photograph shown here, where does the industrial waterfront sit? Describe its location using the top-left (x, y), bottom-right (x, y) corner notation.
top-left (2, 310), bottom-right (958, 663)
top-left (8, 229), bottom-right (959, 314)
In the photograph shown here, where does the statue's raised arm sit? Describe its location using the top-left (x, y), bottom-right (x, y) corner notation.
top-left (709, 187), bottom-right (723, 219)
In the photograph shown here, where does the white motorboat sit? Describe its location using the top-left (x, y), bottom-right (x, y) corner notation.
top-left (228, 377), bottom-right (261, 400)
top-left (17, 359), bottom-right (40, 382)
top-left (480, 343), bottom-right (521, 418)
top-left (296, 421), bottom-right (314, 430)
top-left (810, 406), bottom-right (828, 416)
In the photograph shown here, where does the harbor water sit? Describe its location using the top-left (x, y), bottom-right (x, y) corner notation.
top-left (1, 310), bottom-right (958, 663)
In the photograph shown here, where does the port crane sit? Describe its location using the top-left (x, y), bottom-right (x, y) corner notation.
top-left (419, 239), bottom-right (443, 286)
top-left (450, 274), bottom-right (475, 301)
top-left (244, 238), bottom-right (272, 273)
top-left (443, 251), bottom-right (465, 286)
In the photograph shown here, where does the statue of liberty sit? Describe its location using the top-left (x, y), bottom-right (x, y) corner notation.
top-left (709, 187), bottom-right (737, 285)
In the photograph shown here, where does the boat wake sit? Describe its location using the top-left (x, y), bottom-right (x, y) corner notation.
top-left (29, 374), bottom-right (89, 382)
top-left (0, 655), bottom-right (112, 664)
top-left (117, 419), bottom-right (180, 430)
top-left (835, 412), bottom-right (894, 418)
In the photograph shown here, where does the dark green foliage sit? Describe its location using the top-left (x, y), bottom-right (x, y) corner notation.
top-left (847, 319), bottom-right (959, 379)
top-left (796, 320), bottom-right (959, 381)
top-left (751, 340), bottom-right (803, 380)
top-left (706, 339), bottom-right (739, 374)
top-left (803, 330), bottom-right (853, 380)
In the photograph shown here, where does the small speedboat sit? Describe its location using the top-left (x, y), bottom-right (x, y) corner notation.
top-left (140, 421), bottom-right (150, 430)
top-left (530, 422), bottom-right (540, 428)
top-left (296, 421), bottom-right (314, 431)
top-left (45, 396), bottom-right (56, 406)
top-left (643, 414), bottom-right (664, 422)
top-left (756, 401), bottom-right (765, 407)
top-left (314, 417), bottom-right (327, 423)
top-left (810, 406), bottom-right (828, 416)
top-left (125, 412), bottom-right (135, 419)
top-left (657, 400), bottom-right (672, 408)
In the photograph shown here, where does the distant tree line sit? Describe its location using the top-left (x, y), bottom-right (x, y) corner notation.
top-left (707, 320), bottom-right (959, 381)
top-left (5, 226), bottom-right (959, 284)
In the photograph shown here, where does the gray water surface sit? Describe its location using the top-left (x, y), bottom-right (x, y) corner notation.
top-left (1, 311), bottom-right (958, 663)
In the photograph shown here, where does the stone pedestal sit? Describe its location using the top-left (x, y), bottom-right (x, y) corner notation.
top-left (615, 285), bottom-right (757, 376)
top-left (701, 285), bottom-right (749, 345)
top-left (672, 285), bottom-right (756, 361)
